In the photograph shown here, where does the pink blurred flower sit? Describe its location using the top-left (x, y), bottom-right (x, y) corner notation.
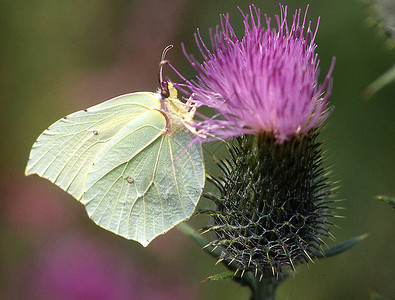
top-left (2, 174), bottom-right (77, 240)
top-left (23, 233), bottom-right (196, 300)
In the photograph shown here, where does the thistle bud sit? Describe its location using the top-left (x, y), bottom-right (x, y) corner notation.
top-left (206, 132), bottom-right (334, 276)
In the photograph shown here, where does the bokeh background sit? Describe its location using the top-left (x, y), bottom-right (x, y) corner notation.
top-left (1, 0), bottom-right (394, 299)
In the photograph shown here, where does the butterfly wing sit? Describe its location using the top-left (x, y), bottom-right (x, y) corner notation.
top-left (26, 91), bottom-right (205, 246)
top-left (84, 112), bottom-right (205, 246)
top-left (25, 92), bottom-right (161, 201)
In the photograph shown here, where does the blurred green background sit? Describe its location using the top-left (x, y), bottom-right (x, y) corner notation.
top-left (1, 0), bottom-right (394, 299)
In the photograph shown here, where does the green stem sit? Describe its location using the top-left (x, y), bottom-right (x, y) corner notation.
top-left (249, 274), bottom-right (278, 300)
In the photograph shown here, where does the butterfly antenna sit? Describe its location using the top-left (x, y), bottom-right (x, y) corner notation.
top-left (159, 44), bottom-right (173, 98)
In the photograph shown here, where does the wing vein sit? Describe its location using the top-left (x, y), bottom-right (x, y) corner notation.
top-left (167, 136), bottom-right (187, 217)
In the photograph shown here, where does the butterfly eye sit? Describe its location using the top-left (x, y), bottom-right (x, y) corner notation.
top-left (160, 81), bottom-right (170, 98)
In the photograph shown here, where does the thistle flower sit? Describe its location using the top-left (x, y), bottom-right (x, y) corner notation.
top-left (176, 4), bottom-right (337, 277)
top-left (178, 4), bottom-right (335, 143)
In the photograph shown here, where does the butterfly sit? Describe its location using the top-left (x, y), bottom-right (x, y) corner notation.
top-left (25, 46), bottom-right (205, 246)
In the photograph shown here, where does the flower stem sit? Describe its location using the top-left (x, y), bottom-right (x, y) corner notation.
top-left (249, 275), bottom-right (278, 300)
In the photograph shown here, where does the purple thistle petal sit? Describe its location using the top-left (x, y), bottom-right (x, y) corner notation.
top-left (179, 4), bottom-right (335, 143)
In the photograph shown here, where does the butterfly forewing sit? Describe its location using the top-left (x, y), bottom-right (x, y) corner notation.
top-left (25, 92), bottom-right (161, 201)
top-left (83, 109), bottom-right (167, 226)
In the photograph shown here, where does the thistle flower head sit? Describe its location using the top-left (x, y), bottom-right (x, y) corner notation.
top-left (179, 4), bottom-right (335, 143)
top-left (176, 4), bottom-right (338, 278)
